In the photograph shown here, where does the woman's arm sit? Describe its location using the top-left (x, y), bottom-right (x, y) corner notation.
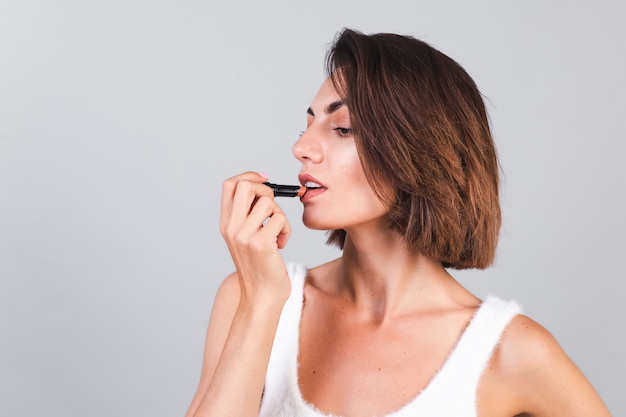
top-left (184, 272), bottom-right (287, 417)
top-left (185, 172), bottom-right (292, 417)
top-left (184, 272), bottom-right (239, 417)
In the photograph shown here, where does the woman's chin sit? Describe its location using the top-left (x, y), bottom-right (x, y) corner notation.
top-left (302, 216), bottom-right (338, 231)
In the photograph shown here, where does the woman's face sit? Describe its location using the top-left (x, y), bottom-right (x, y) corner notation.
top-left (292, 78), bottom-right (389, 232)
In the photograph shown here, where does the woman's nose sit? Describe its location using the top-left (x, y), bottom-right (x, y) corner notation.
top-left (292, 129), bottom-right (323, 163)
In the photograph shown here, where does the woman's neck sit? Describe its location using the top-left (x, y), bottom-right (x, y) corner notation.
top-left (330, 229), bottom-right (466, 322)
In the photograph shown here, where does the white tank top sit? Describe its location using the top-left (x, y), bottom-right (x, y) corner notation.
top-left (259, 263), bottom-right (522, 417)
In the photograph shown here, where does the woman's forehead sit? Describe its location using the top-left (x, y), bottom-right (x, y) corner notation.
top-left (307, 78), bottom-right (345, 115)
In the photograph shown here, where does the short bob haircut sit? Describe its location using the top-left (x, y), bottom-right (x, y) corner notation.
top-left (325, 28), bottom-right (501, 269)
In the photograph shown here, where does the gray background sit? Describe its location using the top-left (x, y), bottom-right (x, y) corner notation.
top-left (1, 1), bottom-right (624, 416)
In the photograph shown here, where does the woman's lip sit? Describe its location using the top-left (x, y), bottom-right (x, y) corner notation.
top-left (300, 186), bottom-right (326, 201)
top-left (298, 174), bottom-right (326, 201)
top-left (298, 174), bottom-right (325, 188)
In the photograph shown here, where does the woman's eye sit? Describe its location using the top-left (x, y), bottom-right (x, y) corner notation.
top-left (333, 127), bottom-right (353, 137)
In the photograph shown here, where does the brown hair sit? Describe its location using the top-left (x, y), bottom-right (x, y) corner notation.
top-left (325, 28), bottom-right (501, 269)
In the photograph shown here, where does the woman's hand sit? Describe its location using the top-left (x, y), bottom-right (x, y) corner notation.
top-left (220, 171), bottom-right (292, 305)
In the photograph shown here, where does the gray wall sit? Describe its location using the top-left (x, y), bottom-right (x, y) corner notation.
top-left (1, 1), bottom-right (623, 415)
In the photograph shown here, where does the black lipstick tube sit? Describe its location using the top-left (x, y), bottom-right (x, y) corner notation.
top-left (264, 182), bottom-right (306, 197)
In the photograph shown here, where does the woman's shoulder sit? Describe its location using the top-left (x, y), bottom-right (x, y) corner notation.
top-left (496, 313), bottom-right (562, 373)
top-left (210, 271), bottom-right (242, 319)
top-left (479, 312), bottom-right (609, 416)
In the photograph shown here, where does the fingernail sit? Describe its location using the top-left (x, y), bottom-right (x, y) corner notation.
top-left (257, 172), bottom-right (270, 179)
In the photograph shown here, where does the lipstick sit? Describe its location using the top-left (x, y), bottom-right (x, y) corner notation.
top-left (264, 182), bottom-right (306, 197)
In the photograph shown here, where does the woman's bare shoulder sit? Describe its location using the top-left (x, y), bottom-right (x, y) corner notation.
top-left (480, 314), bottom-right (611, 416)
top-left (202, 272), bottom-right (242, 349)
top-left (498, 314), bottom-right (560, 370)
top-left (216, 271), bottom-right (241, 301)
top-left (488, 313), bottom-right (580, 394)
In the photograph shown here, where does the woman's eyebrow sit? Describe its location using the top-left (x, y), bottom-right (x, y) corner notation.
top-left (326, 100), bottom-right (345, 114)
top-left (306, 100), bottom-right (345, 117)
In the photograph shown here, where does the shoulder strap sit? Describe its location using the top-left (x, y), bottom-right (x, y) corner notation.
top-left (436, 296), bottom-right (521, 409)
top-left (394, 295), bottom-right (522, 416)
top-left (259, 263), bottom-right (307, 416)
top-left (444, 295), bottom-right (523, 380)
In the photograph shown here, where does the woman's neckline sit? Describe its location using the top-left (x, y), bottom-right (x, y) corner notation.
top-left (293, 275), bottom-right (489, 417)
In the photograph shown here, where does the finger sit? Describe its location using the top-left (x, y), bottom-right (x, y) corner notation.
top-left (228, 179), bottom-right (275, 230)
top-left (220, 172), bottom-right (270, 232)
top-left (243, 195), bottom-right (277, 230)
top-left (231, 194), bottom-right (290, 252)
top-left (259, 209), bottom-right (291, 250)
top-left (234, 195), bottom-right (286, 248)
top-left (220, 171), bottom-right (266, 215)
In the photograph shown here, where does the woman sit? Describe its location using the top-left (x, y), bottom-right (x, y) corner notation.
top-left (186, 29), bottom-right (611, 417)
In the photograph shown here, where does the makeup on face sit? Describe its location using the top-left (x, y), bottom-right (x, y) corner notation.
top-left (264, 182), bottom-right (306, 198)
